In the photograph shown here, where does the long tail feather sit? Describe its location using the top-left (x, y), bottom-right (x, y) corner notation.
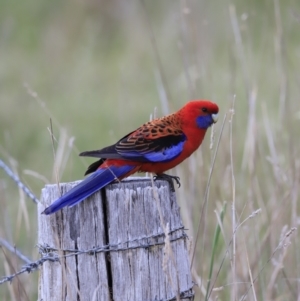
top-left (42, 165), bottom-right (135, 215)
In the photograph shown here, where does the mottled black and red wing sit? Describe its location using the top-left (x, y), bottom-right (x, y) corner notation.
top-left (114, 131), bottom-right (186, 162)
top-left (80, 122), bottom-right (186, 164)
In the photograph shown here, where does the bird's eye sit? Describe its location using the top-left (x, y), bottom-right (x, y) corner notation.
top-left (202, 107), bottom-right (208, 113)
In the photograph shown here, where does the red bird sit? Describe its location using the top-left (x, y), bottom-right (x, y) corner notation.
top-left (42, 100), bottom-right (219, 215)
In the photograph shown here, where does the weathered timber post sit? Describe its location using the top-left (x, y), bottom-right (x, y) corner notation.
top-left (38, 177), bottom-right (194, 301)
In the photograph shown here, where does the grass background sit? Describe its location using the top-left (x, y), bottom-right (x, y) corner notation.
top-left (1, 0), bottom-right (300, 300)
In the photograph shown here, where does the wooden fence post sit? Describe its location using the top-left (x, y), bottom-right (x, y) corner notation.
top-left (38, 177), bottom-right (194, 301)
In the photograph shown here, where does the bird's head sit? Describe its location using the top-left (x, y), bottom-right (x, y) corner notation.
top-left (181, 100), bottom-right (219, 130)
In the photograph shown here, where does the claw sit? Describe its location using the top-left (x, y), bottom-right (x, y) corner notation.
top-left (153, 173), bottom-right (181, 192)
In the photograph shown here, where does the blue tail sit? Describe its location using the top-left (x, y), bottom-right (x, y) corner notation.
top-left (42, 165), bottom-right (134, 215)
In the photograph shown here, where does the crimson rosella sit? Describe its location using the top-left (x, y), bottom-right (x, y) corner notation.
top-left (42, 100), bottom-right (219, 215)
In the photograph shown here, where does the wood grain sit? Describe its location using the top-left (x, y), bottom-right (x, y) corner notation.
top-left (38, 177), bottom-right (194, 301)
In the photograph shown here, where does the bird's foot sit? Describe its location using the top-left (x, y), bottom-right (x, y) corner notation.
top-left (153, 173), bottom-right (181, 192)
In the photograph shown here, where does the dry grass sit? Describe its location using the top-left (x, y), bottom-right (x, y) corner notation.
top-left (1, 1), bottom-right (300, 300)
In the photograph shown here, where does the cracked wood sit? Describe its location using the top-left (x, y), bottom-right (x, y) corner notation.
top-left (38, 177), bottom-right (194, 301)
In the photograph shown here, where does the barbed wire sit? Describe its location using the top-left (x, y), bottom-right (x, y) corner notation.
top-left (158, 288), bottom-right (194, 301)
top-left (0, 253), bottom-right (58, 285)
top-left (1, 226), bottom-right (187, 284)
top-left (0, 159), bottom-right (39, 204)
top-left (0, 238), bottom-right (32, 265)
top-left (0, 159), bottom-right (194, 299)
top-left (39, 225), bottom-right (187, 256)
top-left (1, 258), bottom-right (194, 301)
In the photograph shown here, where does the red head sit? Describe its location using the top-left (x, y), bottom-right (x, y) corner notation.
top-left (179, 100), bottom-right (219, 129)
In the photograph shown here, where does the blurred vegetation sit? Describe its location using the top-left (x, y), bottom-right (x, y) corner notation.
top-left (1, 0), bottom-right (300, 300)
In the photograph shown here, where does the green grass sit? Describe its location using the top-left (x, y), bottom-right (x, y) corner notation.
top-left (1, 0), bottom-right (300, 300)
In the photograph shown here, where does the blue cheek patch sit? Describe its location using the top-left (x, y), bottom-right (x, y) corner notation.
top-left (196, 115), bottom-right (214, 129)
